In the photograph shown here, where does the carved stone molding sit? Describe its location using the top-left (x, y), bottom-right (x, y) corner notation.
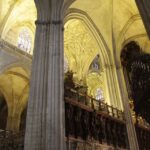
top-left (35, 20), bottom-right (63, 25)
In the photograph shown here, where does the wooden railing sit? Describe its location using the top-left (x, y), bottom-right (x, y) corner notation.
top-left (64, 88), bottom-right (127, 149)
top-left (135, 124), bottom-right (150, 150)
top-left (0, 88), bottom-right (127, 149)
top-left (1, 87), bottom-right (150, 149)
top-left (66, 137), bottom-right (127, 150)
top-left (0, 130), bottom-right (24, 150)
top-left (65, 87), bottom-right (124, 120)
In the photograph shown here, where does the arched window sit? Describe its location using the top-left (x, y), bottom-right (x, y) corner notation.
top-left (64, 56), bottom-right (69, 73)
top-left (95, 88), bottom-right (104, 101)
top-left (18, 28), bottom-right (32, 53)
top-left (89, 55), bottom-right (100, 71)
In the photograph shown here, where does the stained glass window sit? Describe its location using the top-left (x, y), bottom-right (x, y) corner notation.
top-left (64, 57), bottom-right (69, 73)
top-left (18, 28), bottom-right (32, 53)
top-left (95, 88), bottom-right (104, 101)
top-left (90, 55), bottom-right (100, 71)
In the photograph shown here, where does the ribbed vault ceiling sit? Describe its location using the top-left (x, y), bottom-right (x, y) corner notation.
top-left (0, 0), bottom-right (149, 54)
top-left (0, 0), bottom-right (150, 104)
top-left (69, 0), bottom-right (150, 55)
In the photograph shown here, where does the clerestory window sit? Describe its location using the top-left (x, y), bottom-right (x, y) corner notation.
top-left (18, 28), bottom-right (32, 53)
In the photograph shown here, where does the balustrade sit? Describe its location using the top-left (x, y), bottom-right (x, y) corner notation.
top-left (64, 87), bottom-right (127, 149)
top-left (66, 137), bottom-right (127, 150)
top-left (1, 85), bottom-right (150, 149)
top-left (0, 130), bottom-right (24, 150)
top-left (135, 124), bottom-right (150, 150)
top-left (65, 87), bottom-right (124, 120)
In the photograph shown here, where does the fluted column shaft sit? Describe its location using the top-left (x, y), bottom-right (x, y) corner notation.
top-left (46, 10), bottom-right (65, 150)
top-left (24, 0), bottom-right (65, 149)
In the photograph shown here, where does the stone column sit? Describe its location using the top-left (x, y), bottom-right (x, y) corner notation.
top-left (7, 115), bottom-right (21, 132)
top-left (103, 66), bottom-right (114, 106)
top-left (24, 0), bottom-right (65, 150)
top-left (103, 65), bottom-right (120, 108)
top-left (116, 66), bottom-right (139, 150)
top-left (135, 0), bottom-right (150, 38)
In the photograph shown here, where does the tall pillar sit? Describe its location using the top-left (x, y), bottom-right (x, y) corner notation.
top-left (7, 115), bottom-right (21, 132)
top-left (103, 66), bottom-right (114, 106)
top-left (103, 65), bottom-right (121, 108)
top-left (135, 0), bottom-right (150, 38)
top-left (116, 66), bottom-right (139, 150)
top-left (24, 0), bottom-right (65, 150)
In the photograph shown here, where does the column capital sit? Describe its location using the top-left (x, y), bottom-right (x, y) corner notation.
top-left (35, 20), bottom-right (63, 25)
top-left (35, 20), bottom-right (51, 25)
top-left (35, 0), bottom-right (64, 22)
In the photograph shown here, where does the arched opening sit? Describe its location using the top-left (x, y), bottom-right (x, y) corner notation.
top-left (95, 88), bottom-right (104, 101)
top-left (64, 17), bottom-right (109, 105)
top-left (64, 18), bottom-right (102, 97)
top-left (0, 92), bottom-right (8, 130)
top-left (17, 28), bottom-right (32, 53)
top-left (63, 15), bottom-right (127, 148)
top-left (1, 0), bottom-right (36, 55)
top-left (0, 66), bottom-right (29, 132)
